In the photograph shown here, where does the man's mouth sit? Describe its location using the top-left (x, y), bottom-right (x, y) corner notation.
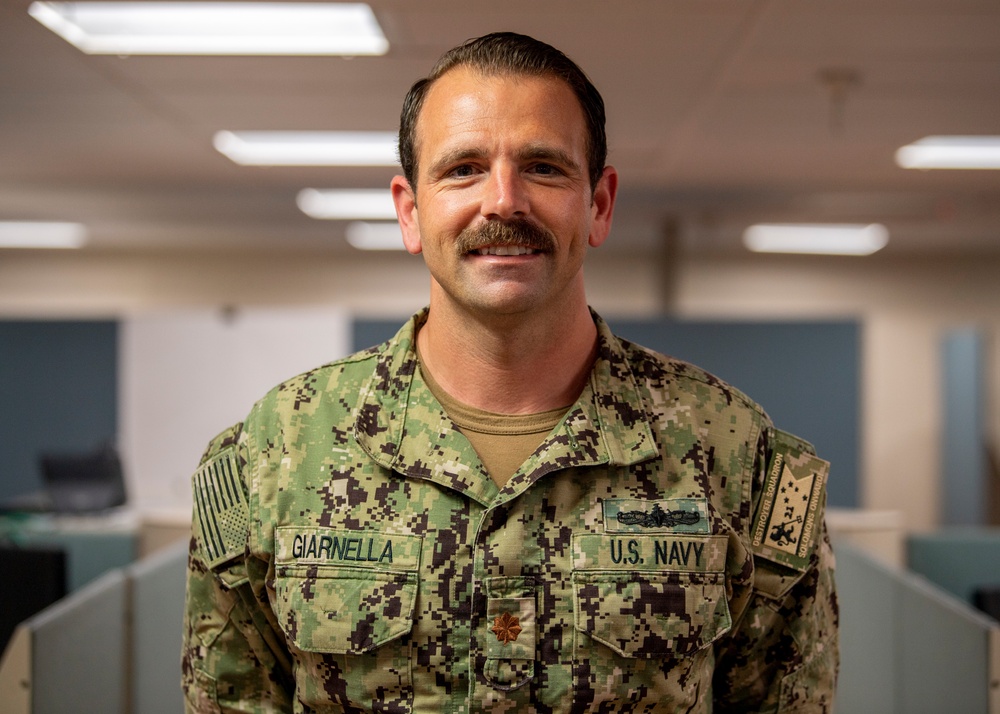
top-left (456, 218), bottom-right (556, 257)
top-left (471, 245), bottom-right (540, 256)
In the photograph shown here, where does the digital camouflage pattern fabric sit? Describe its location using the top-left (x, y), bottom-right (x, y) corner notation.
top-left (182, 309), bottom-right (838, 713)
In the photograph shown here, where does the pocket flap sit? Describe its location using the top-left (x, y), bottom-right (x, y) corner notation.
top-left (573, 571), bottom-right (731, 658)
top-left (275, 567), bottom-right (418, 654)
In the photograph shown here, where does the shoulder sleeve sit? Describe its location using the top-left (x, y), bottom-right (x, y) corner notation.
top-left (749, 429), bottom-right (830, 599)
top-left (714, 427), bottom-right (839, 713)
top-left (190, 426), bottom-right (249, 575)
top-left (181, 423), bottom-right (293, 713)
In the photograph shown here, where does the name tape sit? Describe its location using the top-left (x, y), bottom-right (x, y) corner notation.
top-left (276, 527), bottom-right (422, 571)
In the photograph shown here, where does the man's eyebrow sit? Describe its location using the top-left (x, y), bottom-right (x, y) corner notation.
top-left (427, 145), bottom-right (583, 177)
top-left (427, 148), bottom-right (488, 176)
top-left (516, 145), bottom-right (580, 172)
top-left (515, 146), bottom-right (587, 180)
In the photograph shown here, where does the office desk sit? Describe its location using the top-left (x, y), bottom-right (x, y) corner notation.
top-left (0, 509), bottom-right (138, 592)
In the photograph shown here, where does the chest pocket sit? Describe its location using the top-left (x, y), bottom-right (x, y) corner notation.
top-left (571, 534), bottom-right (732, 658)
top-left (272, 527), bottom-right (422, 654)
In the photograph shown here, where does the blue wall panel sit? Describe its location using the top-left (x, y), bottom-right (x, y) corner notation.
top-left (610, 319), bottom-right (859, 508)
top-left (0, 321), bottom-right (118, 499)
top-left (941, 329), bottom-right (987, 526)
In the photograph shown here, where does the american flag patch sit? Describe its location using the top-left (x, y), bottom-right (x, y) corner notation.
top-left (192, 447), bottom-right (248, 569)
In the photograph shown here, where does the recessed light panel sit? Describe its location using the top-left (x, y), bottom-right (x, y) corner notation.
top-left (345, 221), bottom-right (405, 250)
top-left (214, 131), bottom-right (398, 166)
top-left (297, 189), bottom-right (397, 220)
top-left (896, 136), bottom-right (1000, 170)
top-left (28, 2), bottom-right (388, 56)
top-left (0, 222), bottom-right (87, 249)
top-left (743, 223), bottom-right (888, 256)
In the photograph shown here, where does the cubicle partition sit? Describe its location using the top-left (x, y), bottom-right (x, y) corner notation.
top-left (836, 540), bottom-right (1000, 713)
top-left (0, 540), bottom-right (187, 714)
top-left (131, 541), bottom-right (189, 714)
top-left (31, 569), bottom-right (129, 713)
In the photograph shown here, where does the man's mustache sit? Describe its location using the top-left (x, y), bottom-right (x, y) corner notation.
top-left (455, 219), bottom-right (556, 254)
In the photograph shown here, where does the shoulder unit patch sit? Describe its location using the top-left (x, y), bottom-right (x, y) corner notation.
top-left (750, 430), bottom-right (829, 572)
top-left (192, 446), bottom-right (249, 570)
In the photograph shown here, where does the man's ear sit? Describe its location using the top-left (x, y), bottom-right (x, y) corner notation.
top-left (588, 165), bottom-right (618, 248)
top-left (391, 175), bottom-right (422, 255)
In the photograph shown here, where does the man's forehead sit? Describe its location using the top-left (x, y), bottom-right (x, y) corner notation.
top-left (414, 66), bottom-right (583, 140)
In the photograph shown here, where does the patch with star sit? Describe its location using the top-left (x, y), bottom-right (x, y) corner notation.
top-left (750, 430), bottom-right (830, 572)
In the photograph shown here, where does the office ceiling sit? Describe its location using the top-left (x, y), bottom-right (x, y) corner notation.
top-left (1, 0), bottom-right (998, 258)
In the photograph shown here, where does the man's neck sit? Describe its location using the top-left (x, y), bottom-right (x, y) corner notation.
top-left (416, 300), bottom-right (598, 415)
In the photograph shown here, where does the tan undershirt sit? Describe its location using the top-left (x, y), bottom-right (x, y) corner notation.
top-left (418, 360), bottom-right (569, 488)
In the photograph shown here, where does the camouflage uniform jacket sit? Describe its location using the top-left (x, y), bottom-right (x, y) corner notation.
top-left (182, 309), bottom-right (838, 713)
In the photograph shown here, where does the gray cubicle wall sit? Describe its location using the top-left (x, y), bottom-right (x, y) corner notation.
top-left (129, 541), bottom-right (187, 714)
top-left (836, 542), bottom-right (897, 714)
top-left (0, 320), bottom-right (118, 500)
top-left (0, 541), bottom-right (187, 714)
top-left (836, 541), bottom-right (999, 714)
top-left (30, 569), bottom-right (128, 714)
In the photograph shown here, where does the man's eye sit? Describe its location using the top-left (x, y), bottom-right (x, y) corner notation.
top-left (449, 164), bottom-right (476, 178)
top-left (531, 163), bottom-right (559, 175)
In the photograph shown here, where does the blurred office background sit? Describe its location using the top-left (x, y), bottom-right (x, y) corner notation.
top-left (3, 0), bottom-right (998, 533)
top-left (1, 2), bottom-right (999, 712)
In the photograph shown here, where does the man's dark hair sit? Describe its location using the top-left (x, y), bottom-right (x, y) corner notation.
top-left (398, 32), bottom-right (607, 193)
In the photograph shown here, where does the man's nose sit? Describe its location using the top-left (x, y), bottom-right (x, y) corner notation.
top-left (481, 165), bottom-right (529, 220)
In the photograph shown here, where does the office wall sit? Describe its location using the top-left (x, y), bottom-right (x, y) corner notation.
top-left (1, 248), bottom-right (998, 532)
top-left (118, 307), bottom-right (350, 515)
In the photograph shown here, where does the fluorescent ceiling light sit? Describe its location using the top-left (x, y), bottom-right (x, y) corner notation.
top-left (214, 131), bottom-right (398, 166)
top-left (345, 221), bottom-right (404, 250)
top-left (0, 222), bottom-right (87, 249)
top-left (896, 136), bottom-right (1000, 170)
top-left (743, 223), bottom-right (888, 256)
top-left (28, 2), bottom-right (388, 56)
top-left (297, 189), bottom-right (397, 220)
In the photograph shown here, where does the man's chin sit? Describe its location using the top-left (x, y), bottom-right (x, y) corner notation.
top-left (449, 287), bottom-right (546, 319)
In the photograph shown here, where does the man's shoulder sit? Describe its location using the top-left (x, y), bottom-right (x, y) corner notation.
top-left (279, 343), bottom-right (381, 389)
top-left (250, 341), bottom-right (390, 419)
top-left (614, 334), bottom-right (765, 417)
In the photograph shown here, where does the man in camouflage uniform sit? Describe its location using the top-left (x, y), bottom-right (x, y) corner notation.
top-left (183, 32), bottom-right (838, 713)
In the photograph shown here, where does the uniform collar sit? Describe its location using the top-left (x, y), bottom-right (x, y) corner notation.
top-left (355, 308), bottom-right (658, 505)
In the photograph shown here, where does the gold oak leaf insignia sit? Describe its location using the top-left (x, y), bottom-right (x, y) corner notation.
top-left (491, 612), bottom-right (522, 645)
